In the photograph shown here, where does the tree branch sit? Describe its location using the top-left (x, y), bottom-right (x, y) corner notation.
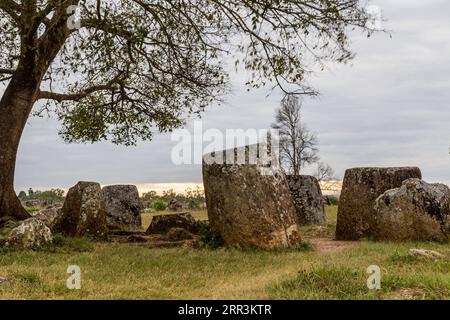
top-left (0, 68), bottom-right (15, 74)
top-left (0, 0), bottom-right (21, 23)
top-left (38, 84), bottom-right (114, 102)
top-left (38, 70), bottom-right (126, 102)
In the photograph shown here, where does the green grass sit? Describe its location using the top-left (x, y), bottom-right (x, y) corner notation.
top-left (25, 207), bottom-right (41, 214)
top-left (0, 206), bottom-right (448, 299)
top-left (298, 206), bottom-right (338, 238)
top-left (270, 241), bottom-right (450, 300)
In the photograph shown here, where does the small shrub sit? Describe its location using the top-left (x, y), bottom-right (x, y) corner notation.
top-left (152, 200), bottom-right (167, 211)
top-left (296, 240), bottom-right (314, 252)
top-left (389, 251), bottom-right (419, 263)
top-left (198, 221), bottom-right (223, 249)
top-left (52, 233), bottom-right (65, 246)
top-left (3, 220), bottom-right (17, 230)
top-left (0, 246), bottom-right (14, 253)
top-left (25, 207), bottom-right (40, 214)
top-left (328, 196), bottom-right (339, 206)
top-left (0, 220), bottom-right (17, 238)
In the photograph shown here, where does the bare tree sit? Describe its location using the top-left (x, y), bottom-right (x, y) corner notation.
top-left (0, 1), bottom-right (372, 220)
top-left (315, 162), bottom-right (335, 183)
top-left (314, 162), bottom-right (341, 192)
top-left (272, 95), bottom-right (319, 175)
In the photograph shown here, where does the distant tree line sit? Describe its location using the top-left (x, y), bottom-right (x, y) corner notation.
top-left (17, 186), bottom-right (205, 211)
top-left (18, 188), bottom-right (65, 204)
top-left (141, 187), bottom-right (205, 211)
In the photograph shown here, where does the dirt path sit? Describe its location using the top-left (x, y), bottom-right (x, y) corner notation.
top-left (307, 237), bottom-right (358, 254)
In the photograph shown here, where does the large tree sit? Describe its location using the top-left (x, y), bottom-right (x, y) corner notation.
top-left (0, 0), bottom-right (371, 220)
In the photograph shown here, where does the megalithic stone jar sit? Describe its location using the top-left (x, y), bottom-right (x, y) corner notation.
top-left (202, 144), bottom-right (302, 249)
top-left (335, 167), bottom-right (422, 240)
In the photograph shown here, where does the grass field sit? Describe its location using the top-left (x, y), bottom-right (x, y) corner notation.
top-left (0, 206), bottom-right (448, 300)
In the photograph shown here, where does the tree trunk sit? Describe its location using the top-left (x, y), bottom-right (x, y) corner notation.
top-left (0, 72), bottom-right (39, 222)
top-left (0, 4), bottom-right (67, 222)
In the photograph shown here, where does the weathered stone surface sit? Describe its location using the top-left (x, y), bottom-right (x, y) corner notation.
top-left (409, 248), bottom-right (445, 259)
top-left (53, 181), bottom-right (107, 239)
top-left (32, 207), bottom-right (60, 229)
top-left (108, 230), bottom-right (146, 237)
top-left (102, 185), bottom-right (143, 229)
top-left (202, 145), bottom-right (301, 249)
top-left (0, 276), bottom-right (11, 285)
top-left (5, 218), bottom-right (53, 248)
top-left (24, 200), bottom-right (42, 208)
top-left (22, 199), bottom-right (60, 208)
top-left (335, 167), bottom-right (422, 240)
top-left (287, 175), bottom-right (326, 225)
top-left (146, 239), bottom-right (200, 249)
top-left (373, 179), bottom-right (450, 241)
top-left (166, 227), bottom-right (194, 241)
top-left (146, 213), bottom-right (198, 235)
top-left (126, 234), bottom-right (149, 243)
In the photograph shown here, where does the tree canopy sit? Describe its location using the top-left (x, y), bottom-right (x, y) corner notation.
top-left (0, 0), bottom-right (372, 146)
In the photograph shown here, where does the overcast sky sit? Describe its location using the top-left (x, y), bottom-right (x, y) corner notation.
top-left (12, 0), bottom-right (450, 191)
